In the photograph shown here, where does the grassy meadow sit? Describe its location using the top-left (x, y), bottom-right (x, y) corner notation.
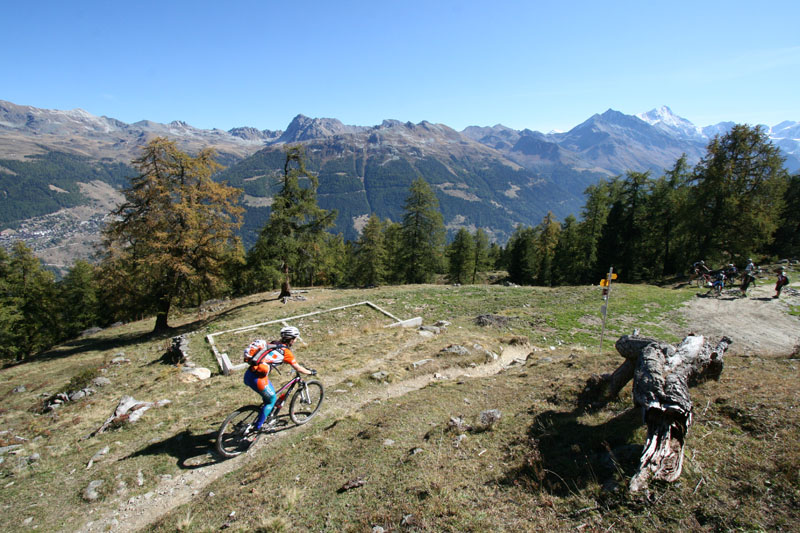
top-left (0, 283), bottom-right (797, 532)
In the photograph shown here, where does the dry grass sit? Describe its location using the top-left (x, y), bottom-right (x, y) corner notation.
top-left (1, 283), bottom-right (798, 532)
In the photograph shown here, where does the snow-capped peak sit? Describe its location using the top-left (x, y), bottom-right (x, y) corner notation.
top-left (637, 106), bottom-right (704, 141)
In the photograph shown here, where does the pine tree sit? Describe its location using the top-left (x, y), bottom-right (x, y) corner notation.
top-left (552, 215), bottom-right (582, 285)
top-left (3, 242), bottom-right (59, 358)
top-left (447, 228), bottom-right (475, 284)
top-left (535, 212), bottom-right (561, 286)
top-left (471, 228), bottom-right (490, 284)
top-left (101, 137), bottom-right (244, 332)
top-left (507, 226), bottom-right (538, 285)
top-left (58, 260), bottom-right (100, 338)
top-left (400, 177), bottom-right (445, 284)
top-left (690, 125), bottom-right (788, 263)
top-left (248, 146), bottom-right (336, 298)
top-left (351, 214), bottom-right (388, 286)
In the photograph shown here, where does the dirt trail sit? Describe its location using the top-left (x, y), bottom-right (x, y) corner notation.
top-left (77, 339), bottom-right (530, 533)
top-left (77, 285), bottom-right (800, 532)
top-left (681, 283), bottom-right (800, 356)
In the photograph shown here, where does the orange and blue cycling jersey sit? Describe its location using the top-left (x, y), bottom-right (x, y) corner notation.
top-left (243, 340), bottom-right (296, 429)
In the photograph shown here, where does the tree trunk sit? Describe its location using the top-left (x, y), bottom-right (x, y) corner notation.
top-left (278, 261), bottom-right (292, 299)
top-left (580, 332), bottom-right (731, 493)
top-left (152, 296), bottom-right (172, 333)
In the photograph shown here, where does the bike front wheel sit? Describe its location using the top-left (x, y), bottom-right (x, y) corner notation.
top-left (216, 405), bottom-right (261, 458)
top-left (289, 380), bottom-right (324, 425)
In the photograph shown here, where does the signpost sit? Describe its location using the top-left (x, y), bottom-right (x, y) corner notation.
top-left (599, 267), bottom-right (617, 352)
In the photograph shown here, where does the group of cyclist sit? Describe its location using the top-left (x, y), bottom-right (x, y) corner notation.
top-left (691, 259), bottom-right (789, 298)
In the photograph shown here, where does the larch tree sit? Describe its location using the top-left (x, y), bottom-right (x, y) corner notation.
top-left (101, 137), bottom-right (243, 333)
top-left (248, 146), bottom-right (336, 298)
top-left (447, 227), bottom-right (475, 284)
top-left (690, 125), bottom-right (788, 263)
top-left (400, 177), bottom-right (445, 284)
top-left (351, 214), bottom-right (388, 286)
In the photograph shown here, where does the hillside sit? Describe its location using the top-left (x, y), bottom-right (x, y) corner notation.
top-left (1, 277), bottom-right (798, 532)
top-left (3, 100), bottom-right (799, 265)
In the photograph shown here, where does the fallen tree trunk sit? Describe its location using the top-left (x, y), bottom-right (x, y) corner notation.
top-left (582, 332), bottom-right (731, 493)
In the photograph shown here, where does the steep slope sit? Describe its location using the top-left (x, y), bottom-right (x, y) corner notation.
top-left (220, 115), bottom-right (582, 245)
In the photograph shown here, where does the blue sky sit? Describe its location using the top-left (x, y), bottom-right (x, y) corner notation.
top-left (3, 1), bottom-right (799, 133)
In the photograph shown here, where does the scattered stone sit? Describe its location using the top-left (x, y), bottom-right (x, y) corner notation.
top-left (137, 470), bottom-right (144, 486)
top-left (475, 314), bottom-right (510, 327)
top-left (433, 373), bottom-right (446, 380)
top-left (23, 517), bottom-right (33, 526)
top-left (110, 356), bottom-right (130, 365)
top-left (370, 371), bottom-right (389, 382)
top-left (25, 453), bottom-right (40, 464)
top-left (87, 446), bottom-right (110, 469)
top-left (83, 480), bottom-right (104, 501)
top-left (0, 445), bottom-right (23, 455)
top-left (433, 320), bottom-right (450, 328)
top-left (92, 377), bottom-right (112, 387)
top-left (409, 447), bottom-right (424, 455)
top-left (478, 409), bottom-right (502, 430)
top-left (440, 344), bottom-right (470, 356)
top-left (419, 325), bottom-right (441, 335)
top-left (179, 367), bottom-right (211, 382)
top-left (453, 434), bottom-right (467, 448)
top-left (372, 527), bottom-right (386, 533)
top-left (410, 359), bottom-right (433, 369)
top-left (339, 477), bottom-right (367, 492)
top-left (12, 385), bottom-right (26, 393)
top-left (383, 439), bottom-right (395, 447)
top-left (448, 416), bottom-right (472, 433)
top-left (90, 395), bottom-right (171, 436)
top-left (418, 330), bottom-right (435, 338)
top-left (80, 327), bottom-right (103, 337)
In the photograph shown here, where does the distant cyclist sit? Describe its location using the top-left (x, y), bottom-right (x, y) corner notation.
top-left (774, 267), bottom-right (790, 299)
top-left (740, 258), bottom-right (756, 294)
top-left (243, 326), bottom-right (315, 431)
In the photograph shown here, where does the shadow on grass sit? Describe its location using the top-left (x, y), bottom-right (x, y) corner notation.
top-left (125, 429), bottom-right (220, 469)
top-left (125, 414), bottom-right (297, 468)
top-left (500, 406), bottom-right (643, 496)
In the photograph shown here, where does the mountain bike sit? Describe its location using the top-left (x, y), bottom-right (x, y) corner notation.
top-left (216, 370), bottom-right (324, 458)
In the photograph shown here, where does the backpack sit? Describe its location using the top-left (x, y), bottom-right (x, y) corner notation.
top-left (243, 341), bottom-right (287, 369)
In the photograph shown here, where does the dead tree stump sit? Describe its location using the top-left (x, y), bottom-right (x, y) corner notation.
top-left (582, 332), bottom-right (731, 493)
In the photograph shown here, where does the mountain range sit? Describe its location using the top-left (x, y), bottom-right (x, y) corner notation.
top-left (1, 99), bottom-right (798, 270)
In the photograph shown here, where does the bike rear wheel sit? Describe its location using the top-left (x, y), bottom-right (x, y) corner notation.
top-left (216, 405), bottom-right (261, 458)
top-left (289, 380), bottom-right (324, 425)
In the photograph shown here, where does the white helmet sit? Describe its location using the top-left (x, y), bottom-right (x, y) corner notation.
top-left (280, 326), bottom-right (301, 340)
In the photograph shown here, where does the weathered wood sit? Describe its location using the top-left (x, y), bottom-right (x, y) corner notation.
top-left (581, 332), bottom-right (731, 493)
top-left (623, 333), bottom-right (731, 493)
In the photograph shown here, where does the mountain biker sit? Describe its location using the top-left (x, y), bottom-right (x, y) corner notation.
top-left (692, 260), bottom-right (710, 276)
top-left (774, 267), bottom-right (790, 299)
top-left (243, 326), bottom-right (315, 431)
top-left (740, 258), bottom-right (756, 294)
top-left (707, 269), bottom-right (726, 296)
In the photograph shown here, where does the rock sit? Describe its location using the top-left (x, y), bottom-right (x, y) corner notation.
top-left (478, 409), bottom-right (502, 429)
top-left (87, 446), bottom-right (110, 469)
top-left (0, 445), bottom-right (23, 455)
top-left (453, 434), bottom-right (467, 448)
top-left (383, 439), bottom-right (395, 447)
top-left (12, 385), bottom-right (26, 393)
top-left (80, 327), bottom-right (103, 337)
top-left (410, 359), bottom-right (433, 369)
top-left (372, 527), bottom-right (386, 533)
top-left (92, 377), bottom-right (112, 387)
top-left (448, 416), bottom-right (471, 433)
top-left (69, 389), bottom-right (87, 401)
top-left (433, 373), bottom-right (447, 380)
top-left (441, 344), bottom-right (470, 356)
top-left (418, 330), bottom-right (435, 338)
top-left (419, 325), bottom-right (441, 334)
top-left (155, 399), bottom-right (172, 408)
top-left (370, 371), bottom-right (389, 382)
top-left (83, 480), bottom-right (104, 501)
top-left (137, 470), bottom-right (144, 486)
top-left (110, 356), bottom-right (130, 365)
top-left (26, 453), bottom-right (40, 463)
top-left (434, 320), bottom-right (450, 328)
top-left (179, 367), bottom-right (211, 382)
top-left (23, 517), bottom-right (33, 526)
